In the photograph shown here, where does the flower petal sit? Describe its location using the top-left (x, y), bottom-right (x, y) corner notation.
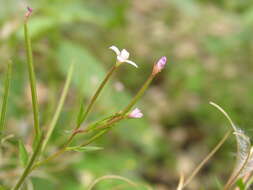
top-left (109, 46), bottom-right (120, 56)
top-left (120, 49), bottom-right (130, 60)
top-left (125, 60), bottom-right (138, 68)
top-left (129, 108), bottom-right (143, 118)
top-left (117, 55), bottom-right (126, 63)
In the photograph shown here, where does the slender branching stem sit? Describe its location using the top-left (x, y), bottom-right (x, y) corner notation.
top-left (77, 65), bottom-right (117, 128)
top-left (183, 130), bottom-right (231, 188)
top-left (29, 63), bottom-right (158, 174)
top-left (31, 65), bottom-right (119, 170)
top-left (32, 68), bottom-right (157, 169)
top-left (31, 115), bottom-right (124, 170)
top-left (122, 74), bottom-right (154, 115)
top-left (0, 62), bottom-right (12, 141)
top-left (24, 19), bottom-right (41, 143)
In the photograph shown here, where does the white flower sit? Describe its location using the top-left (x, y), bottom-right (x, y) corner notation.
top-left (109, 46), bottom-right (138, 68)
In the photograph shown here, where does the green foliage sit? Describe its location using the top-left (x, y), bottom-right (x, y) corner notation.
top-left (1, 0), bottom-right (253, 189)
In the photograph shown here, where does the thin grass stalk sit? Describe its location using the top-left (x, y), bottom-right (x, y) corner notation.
top-left (41, 63), bottom-right (74, 152)
top-left (0, 62), bottom-right (12, 141)
top-left (183, 130), bottom-right (231, 188)
top-left (24, 17), bottom-right (41, 144)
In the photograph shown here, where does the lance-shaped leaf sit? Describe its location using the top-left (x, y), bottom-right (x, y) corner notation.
top-left (18, 140), bottom-right (29, 167)
top-left (66, 146), bottom-right (103, 152)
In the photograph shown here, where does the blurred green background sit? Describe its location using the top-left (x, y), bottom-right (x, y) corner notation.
top-left (1, 0), bottom-right (253, 189)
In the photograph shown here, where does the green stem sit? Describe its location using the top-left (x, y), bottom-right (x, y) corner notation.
top-left (122, 74), bottom-right (154, 115)
top-left (76, 65), bottom-right (117, 128)
top-left (29, 63), bottom-right (156, 171)
top-left (24, 21), bottom-right (41, 143)
top-left (41, 63), bottom-right (74, 153)
top-left (12, 134), bottom-right (43, 190)
top-left (0, 62), bottom-right (12, 141)
top-left (80, 128), bottom-right (110, 147)
top-left (32, 115), bottom-right (124, 170)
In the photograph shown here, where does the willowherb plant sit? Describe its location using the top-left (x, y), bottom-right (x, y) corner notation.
top-left (2, 6), bottom-right (253, 190)
top-left (0, 7), bottom-right (167, 190)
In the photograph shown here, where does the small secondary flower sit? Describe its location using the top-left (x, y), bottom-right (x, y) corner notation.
top-left (109, 46), bottom-right (138, 68)
top-left (152, 56), bottom-right (167, 75)
top-left (128, 108), bottom-right (143, 118)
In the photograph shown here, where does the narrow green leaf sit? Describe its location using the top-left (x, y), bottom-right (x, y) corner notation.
top-left (41, 63), bottom-right (74, 153)
top-left (0, 62), bottom-right (12, 141)
top-left (66, 146), bottom-right (103, 152)
top-left (18, 140), bottom-right (29, 167)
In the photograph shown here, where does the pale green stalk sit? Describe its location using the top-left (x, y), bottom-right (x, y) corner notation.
top-left (41, 63), bottom-right (74, 153)
top-left (76, 65), bottom-right (117, 128)
top-left (122, 74), bottom-right (154, 115)
top-left (0, 62), bottom-right (12, 141)
top-left (24, 19), bottom-right (41, 144)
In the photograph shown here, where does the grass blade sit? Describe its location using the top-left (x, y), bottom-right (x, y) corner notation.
top-left (18, 140), bottom-right (29, 167)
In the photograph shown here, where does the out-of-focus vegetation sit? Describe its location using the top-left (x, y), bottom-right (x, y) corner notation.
top-left (1, 0), bottom-right (253, 189)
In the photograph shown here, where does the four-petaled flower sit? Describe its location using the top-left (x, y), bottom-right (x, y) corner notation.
top-left (109, 46), bottom-right (138, 68)
top-left (129, 108), bottom-right (143, 118)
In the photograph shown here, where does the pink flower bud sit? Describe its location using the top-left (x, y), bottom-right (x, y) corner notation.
top-left (152, 56), bottom-right (167, 75)
top-left (25, 6), bottom-right (33, 18)
top-left (128, 108), bottom-right (143, 118)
